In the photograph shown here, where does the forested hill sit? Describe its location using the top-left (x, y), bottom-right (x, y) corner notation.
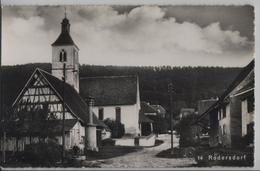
top-left (1, 63), bottom-right (241, 115)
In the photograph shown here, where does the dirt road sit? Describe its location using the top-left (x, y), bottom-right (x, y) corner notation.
top-left (99, 134), bottom-right (196, 168)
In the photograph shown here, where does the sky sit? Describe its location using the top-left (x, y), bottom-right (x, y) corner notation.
top-left (2, 5), bottom-right (255, 67)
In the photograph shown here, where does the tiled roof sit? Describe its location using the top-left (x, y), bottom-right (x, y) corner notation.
top-left (180, 108), bottom-right (195, 113)
top-left (52, 32), bottom-right (76, 47)
top-left (39, 69), bottom-right (106, 128)
top-left (140, 102), bottom-right (157, 114)
top-left (13, 68), bottom-right (106, 128)
top-left (235, 79), bottom-right (254, 95)
top-left (51, 17), bottom-right (78, 48)
top-left (150, 105), bottom-right (166, 114)
top-left (80, 76), bottom-right (138, 106)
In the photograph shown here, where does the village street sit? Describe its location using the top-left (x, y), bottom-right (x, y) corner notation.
top-left (86, 134), bottom-right (197, 168)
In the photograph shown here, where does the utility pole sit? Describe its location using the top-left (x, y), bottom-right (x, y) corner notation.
top-left (168, 82), bottom-right (174, 155)
top-left (61, 63), bottom-right (66, 164)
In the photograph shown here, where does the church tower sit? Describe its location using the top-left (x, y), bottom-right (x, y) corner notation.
top-left (51, 14), bottom-right (79, 92)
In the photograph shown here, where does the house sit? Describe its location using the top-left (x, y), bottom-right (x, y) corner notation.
top-left (197, 98), bottom-right (218, 131)
top-left (178, 108), bottom-right (196, 120)
top-left (139, 102), bottom-right (167, 135)
top-left (1, 68), bottom-right (106, 152)
top-left (198, 98), bottom-right (218, 116)
top-left (196, 59), bottom-right (254, 148)
top-left (0, 15), bottom-right (106, 152)
top-left (80, 75), bottom-right (141, 136)
top-left (233, 73), bottom-right (254, 146)
top-left (140, 102), bottom-right (166, 118)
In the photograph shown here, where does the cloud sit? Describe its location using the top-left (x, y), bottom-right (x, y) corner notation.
top-left (2, 5), bottom-right (254, 66)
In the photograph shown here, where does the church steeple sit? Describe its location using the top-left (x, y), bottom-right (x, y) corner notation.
top-left (51, 13), bottom-right (80, 92)
top-left (61, 10), bottom-right (70, 34)
top-left (52, 12), bottom-right (77, 47)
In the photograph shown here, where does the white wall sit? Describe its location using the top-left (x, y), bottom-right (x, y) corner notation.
top-left (241, 99), bottom-right (254, 137)
top-left (68, 121), bottom-right (85, 150)
top-left (218, 104), bottom-right (232, 147)
top-left (92, 104), bottom-right (140, 135)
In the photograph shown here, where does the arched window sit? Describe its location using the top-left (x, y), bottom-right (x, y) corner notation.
top-left (59, 49), bottom-right (67, 62)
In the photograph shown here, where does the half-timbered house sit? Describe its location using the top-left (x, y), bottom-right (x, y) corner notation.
top-left (3, 68), bottom-right (106, 152)
top-left (1, 15), bottom-right (107, 152)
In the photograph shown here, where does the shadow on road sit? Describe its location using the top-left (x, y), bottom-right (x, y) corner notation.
top-left (156, 147), bottom-right (195, 158)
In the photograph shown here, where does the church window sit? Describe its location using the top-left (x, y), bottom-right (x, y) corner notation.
top-left (98, 108), bottom-right (104, 120)
top-left (115, 107), bottom-right (121, 122)
top-left (59, 49), bottom-right (67, 62)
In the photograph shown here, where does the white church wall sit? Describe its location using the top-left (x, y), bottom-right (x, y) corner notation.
top-left (92, 104), bottom-right (140, 135)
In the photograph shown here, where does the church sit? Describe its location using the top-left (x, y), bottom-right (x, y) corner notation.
top-left (1, 14), bottom-right (142, 152)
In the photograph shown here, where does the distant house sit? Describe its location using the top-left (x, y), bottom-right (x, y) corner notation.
top-left (198, 98), bottom-right (218, 116)
top-left (196, 59), bottom-right (254, 148)
top-left (139, 111), bottom-right (154, 136)
top-left (139, 102), bottom-right (168, 135)
top-left (197, 98), bottom-right (218, 131)
top-left (140, 102), bottom-right (166, 118)
top-left (178, 108), bottom-right (196, 120)
top-left (80, 75), bottom-right (141, 136)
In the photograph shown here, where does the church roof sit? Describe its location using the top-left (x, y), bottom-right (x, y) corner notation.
top-left (51, 17), bottom-right (78, 48)
top-left (80, 76), bottom-right (138, 106)
top-left (13, 68), bottom-right (106, 128)
top-left (52, 32), bottom-right (76, 46)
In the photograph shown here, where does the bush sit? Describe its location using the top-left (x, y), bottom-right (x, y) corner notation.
top-left (23, 141), bottom-right (62, 166)
top-left (104, 119), bottom-right (125, 138)
top-left (101, 138), bottom-right (115, 146)
top-left (72, 145), bottom-right (80, 156)
top-left (176, 115), bottom-right (200, 147)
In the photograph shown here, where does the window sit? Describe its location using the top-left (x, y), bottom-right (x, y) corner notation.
top-left (115, 107), bottom-right (121, 122)
top-left (223, 124), bottom-right (226, 135)
top-left (59, 49), bottom-right (67, 62)
top-left (247, 122), bottom-right (254, 135)
top-left (247, 95), bottom-right (254, 113)
top-left (222, 107), bottom-right (226, 118)
top-left (98, 108), bottom-right (104, 120)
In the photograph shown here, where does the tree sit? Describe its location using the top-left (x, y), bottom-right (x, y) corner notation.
top-left (104, 118), bottom-right (125, 138)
